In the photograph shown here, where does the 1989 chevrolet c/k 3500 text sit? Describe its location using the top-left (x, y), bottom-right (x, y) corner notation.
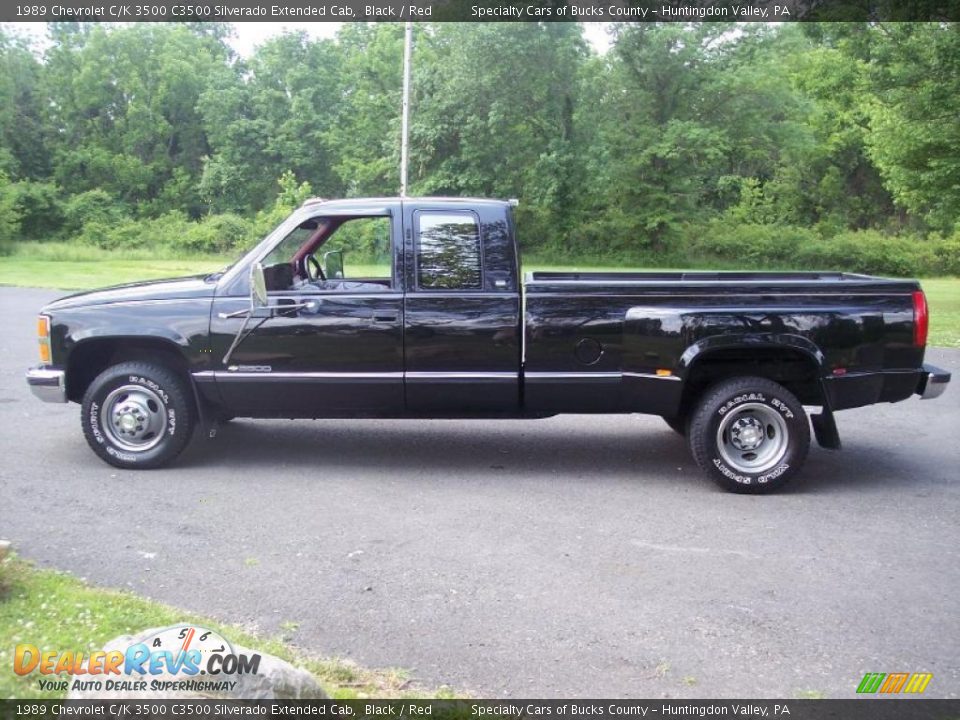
top-left (27, 197), bottom-right (951, 492)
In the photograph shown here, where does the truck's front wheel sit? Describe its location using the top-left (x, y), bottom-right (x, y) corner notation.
top-left (687, 376), bottom-right (809, 493)
top-left (81, 361), bottom-right (195, 469)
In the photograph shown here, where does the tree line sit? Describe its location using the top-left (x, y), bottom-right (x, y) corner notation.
top-left (0, 21), bottom-right (957, 275)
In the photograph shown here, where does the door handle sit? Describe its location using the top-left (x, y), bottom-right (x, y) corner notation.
top-left (371, 313), bottom-right (399, 323)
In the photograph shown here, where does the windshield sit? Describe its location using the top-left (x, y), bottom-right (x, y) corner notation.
top-left (204, 208), bottom-right (314, 284)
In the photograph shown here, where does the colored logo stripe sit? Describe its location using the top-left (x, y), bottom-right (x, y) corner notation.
top-left (903, 673), bottom-right (933, 694)
top-left (879, 673), bottom-right (909, 693)
top-left (857, 672), bottom-right (932, 694)
top-left (857, 673), bottom-right (885, 693)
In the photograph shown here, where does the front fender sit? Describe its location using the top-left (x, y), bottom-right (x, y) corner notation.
top-left (50, 299), bottom-right (212, 371)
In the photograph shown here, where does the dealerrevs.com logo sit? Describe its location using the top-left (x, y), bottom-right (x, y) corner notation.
top-left (14, 625), bottom-right (261, 694)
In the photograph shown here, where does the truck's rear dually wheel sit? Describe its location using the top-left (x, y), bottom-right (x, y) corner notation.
top-left (687, 376), bottom-right (810, 493)
top-left (81, 361), bottom-right (194, 469)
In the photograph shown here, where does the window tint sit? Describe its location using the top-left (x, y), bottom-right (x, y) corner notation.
top-left (417, 212), bottom-right (482, 290)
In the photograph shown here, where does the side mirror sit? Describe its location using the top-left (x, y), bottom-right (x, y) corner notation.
top-left (250, 262), bottom-right (268, 308)
top-left (323, 250), bottom-right (344, 280)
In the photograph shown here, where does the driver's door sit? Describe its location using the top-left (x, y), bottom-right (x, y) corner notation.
top-left (207, 212), bottom-right (404, 417)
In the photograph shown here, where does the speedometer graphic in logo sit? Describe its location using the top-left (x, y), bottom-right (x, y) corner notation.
top-left (142, 625), bottom-right (234, 672)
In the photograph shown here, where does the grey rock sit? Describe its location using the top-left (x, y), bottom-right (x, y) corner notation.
top-left (66, 625), bottom-right (328, 700)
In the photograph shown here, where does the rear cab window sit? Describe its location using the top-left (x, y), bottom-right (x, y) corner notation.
top-left (415, 211), bottom-right (482, 291)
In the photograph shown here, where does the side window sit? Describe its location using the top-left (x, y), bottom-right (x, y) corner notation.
top-left (322, 217), bottom-right (393, 282)
top-left (416, 212), bottom-right (482, 290)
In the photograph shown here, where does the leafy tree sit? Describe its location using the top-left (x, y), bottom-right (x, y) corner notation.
top-left (45, 23), bottom-right (234, 216)
top-left (0, 28), bottom-right (51, 179)
top-left (328, 23), bottom-right (407, 196)
top-left (411, 22), bottom-right (586, 242)
top-left (0, 20), bottom-right (955, 268)
top-left (200, 30), bottom-right (342, 212)
top-left (859, 23), bottom-right (960, 231)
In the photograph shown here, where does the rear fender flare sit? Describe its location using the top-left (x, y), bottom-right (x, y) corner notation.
top-left (678, 333), bottom-right (832, 416)
top-left (678, 333), bottom-right (826, 376)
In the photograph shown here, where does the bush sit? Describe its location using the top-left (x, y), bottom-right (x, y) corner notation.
top-left (931, 230), bottom-right (960, 276)
top-left (179, 213), bottom-right (253, 254)
top-left (565, 210), bottom-right (647, 256)
top-left (682, 220), bottom-right (819, 267)
top-left (246, 172), bottom-right (316, 245)
top-left (513, 204), bottom-right (554, 252)
top-left (0, 174), bottom-right (20, 256)
top-left (64, 190), bottom-right (127, 235)
top-left (677, 220), bottom-right (949, 277)
top-left (794, 230), bottom-right (937, 277)
top-left (77, 211), bottom-right (192, 252)
top-left (9, 181), bottom-right (64, 241)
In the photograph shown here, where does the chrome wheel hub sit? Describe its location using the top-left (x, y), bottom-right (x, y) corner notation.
top-left (102, 384), bottom-right (167, 452)
top-left (717, 402), bottom-right (789, 474)
top-left (730, 417), bottom-right (765, 450)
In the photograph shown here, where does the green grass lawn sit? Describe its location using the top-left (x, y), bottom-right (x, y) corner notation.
top-left (1, 256), bottom-right (957, 347)
top-left (0, 555), bottom-right (454, 700)
top-left (0, 258), bottom-right (228, 291)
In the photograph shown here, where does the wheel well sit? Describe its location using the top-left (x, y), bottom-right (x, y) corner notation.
top-left (679, 347), bottom-right (824, 418)
top-left (66, 338), bottom-right (191, 403)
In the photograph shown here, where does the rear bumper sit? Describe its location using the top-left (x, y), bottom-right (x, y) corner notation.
top-left (917, 363), bottom-right (951, 400)
top-left (823, 363), bottom-right (950, 410)
top-left (26, 367), bottom-right (67, 403)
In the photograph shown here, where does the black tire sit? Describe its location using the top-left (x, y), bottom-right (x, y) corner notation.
top-left (81, 361), bottom-right (195, 469)
top-left (687, 376), bottom-right (810, 494)
top-left (663, 415), bottom-right (687, 436)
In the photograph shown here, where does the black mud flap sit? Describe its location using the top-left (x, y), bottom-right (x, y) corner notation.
top-left (811, 407), bottom-right (841, 450)
top-left (187, 376), bottom-right (219, 440)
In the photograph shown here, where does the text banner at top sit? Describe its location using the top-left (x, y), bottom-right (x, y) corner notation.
top-left (5, 0), bottom-right (960, 22)
top-left (3, 700), bottom-right (960, 720)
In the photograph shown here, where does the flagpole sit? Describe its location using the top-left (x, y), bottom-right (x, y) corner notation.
top-left (400, 22), bottom-right (413, 197)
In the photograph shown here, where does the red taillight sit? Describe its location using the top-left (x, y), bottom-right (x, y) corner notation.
top-left (912, 290), bottom-right (928, 348)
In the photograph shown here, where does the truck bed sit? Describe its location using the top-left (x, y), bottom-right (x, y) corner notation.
top-left (524, 270), bottom-right (915, 291)
top-left (521, 269), bottom-right (925, 417)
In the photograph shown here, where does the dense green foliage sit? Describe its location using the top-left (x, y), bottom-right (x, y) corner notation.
top-left (0, 21), bottom-right (957, 274)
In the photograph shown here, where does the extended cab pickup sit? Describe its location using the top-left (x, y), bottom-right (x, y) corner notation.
top-left (27, 197), bottom-right (951, 492)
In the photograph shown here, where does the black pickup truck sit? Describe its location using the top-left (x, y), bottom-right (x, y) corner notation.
top-left (27, 197), bottom-right (950, 492)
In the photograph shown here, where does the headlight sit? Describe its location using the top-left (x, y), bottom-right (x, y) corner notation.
top-left (37, 315), bottom-right (51, 364)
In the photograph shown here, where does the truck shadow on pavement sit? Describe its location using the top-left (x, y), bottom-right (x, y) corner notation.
top-left (171, 418), bottom-right (935, 494)
top-left (181, 419), bottom-right (698, 482)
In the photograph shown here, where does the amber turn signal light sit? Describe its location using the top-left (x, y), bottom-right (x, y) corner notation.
top-left (37, 315), bottom-right (51, 364)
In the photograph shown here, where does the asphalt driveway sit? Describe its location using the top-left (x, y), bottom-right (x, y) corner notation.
top-left (1, 285), bottom-right (958, 698)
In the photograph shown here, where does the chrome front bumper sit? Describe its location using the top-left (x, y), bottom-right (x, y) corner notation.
top-left (26, 367), bottom-right (67, 403)
top-left (917, 363), bottom-right (951, 400)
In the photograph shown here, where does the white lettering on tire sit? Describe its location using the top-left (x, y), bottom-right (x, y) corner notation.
top-left (89, 402), bottom-right (104, 444)
top-left (106, 446), bottom-right (137, 462)
top-left (712, 457), bottom-right (792, 485)
top-left (718, 393), bottom-right (766, 415)
top-left (128, 375), bottom-right (169, 404)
